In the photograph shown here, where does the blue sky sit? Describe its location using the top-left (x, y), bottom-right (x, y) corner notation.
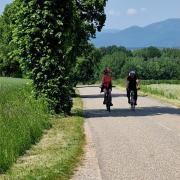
top-left (1, 0), bottom-right (180, 30)
top-left (105, 0), bottom-right (180, 29)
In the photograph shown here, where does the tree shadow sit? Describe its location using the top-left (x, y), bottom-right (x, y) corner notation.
top-left (83, 106), bottom-right (180, 118)
top-left (77, 85), bottom-right (116, 88)
top-left (80, 93), bottom-right (146, 99)
top-left (80, 93), bottom-right (126, 99)
top-left (77, 85), bottom-right (101, 88)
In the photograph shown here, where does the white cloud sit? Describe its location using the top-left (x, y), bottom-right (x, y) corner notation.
top-left (140, 8), bottom-right (147, 12)
top-left (127, 8), bottom-right (138, 16)
top-left (107, 9), bottom-right (121, 17)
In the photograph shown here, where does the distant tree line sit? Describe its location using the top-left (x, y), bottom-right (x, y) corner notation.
top-left (92, 46), bottom-right (180, 81)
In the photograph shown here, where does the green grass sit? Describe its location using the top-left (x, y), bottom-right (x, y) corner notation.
top-left (0, 96), bottom-right (85, 180)
top-left (141, 84), bottom-right (180, 106)
top-left (0, 77), bottom-right (50, 173)
top-left (140, 80), bottom-right (180, 85)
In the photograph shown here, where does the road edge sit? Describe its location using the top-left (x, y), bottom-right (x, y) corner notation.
top-left (72, 121), bottom-right (102, 180)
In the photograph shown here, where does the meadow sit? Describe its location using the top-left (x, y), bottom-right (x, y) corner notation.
top-left (0, 77), bottom-right (50, 173)
top-left (141, 84), bottom-right (180, 102)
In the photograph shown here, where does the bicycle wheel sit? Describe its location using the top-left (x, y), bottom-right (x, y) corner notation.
top-left (106, 92), bottom-right (111, 112)
top-left (130, 91), bottom-right (135, 111)
top-left (131, 101), bottom-right (135, 111)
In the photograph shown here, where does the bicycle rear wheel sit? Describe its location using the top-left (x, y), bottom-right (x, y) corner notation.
top-left (131, 102), bottom-right (135, 111)
top-left (130, 91), bottom-right (135, 111)
top-left (106, 92), bottom-right (111, 112)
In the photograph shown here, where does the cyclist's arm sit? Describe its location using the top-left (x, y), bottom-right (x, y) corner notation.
top-left (101, 75), bottom-right (105, 85)
top-left (126, 80), bottom-right (129, 89)
top-left (136, 79), bottom-right (140, 89)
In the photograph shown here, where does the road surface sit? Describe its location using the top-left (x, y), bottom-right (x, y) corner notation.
top-left (73, 85), bottom-right (180, 180)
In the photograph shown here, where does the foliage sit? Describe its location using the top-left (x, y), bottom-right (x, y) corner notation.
top-left (74, 44), bottom-right (102, 84)
top-left (93, 46), bottom-right (180, 81)
top-left (133, 46), bottom-right (161, 60)
top-left (97, 51), bottom-right (128, 79)
top-left (120, 57), bottom-right (144, 78)
top-left (0, 4), bottom-right (22, 77)
top-left (161, 48), bottom-right (180, 58)
top-left (12, 0), bottom-right (107, 114)
top-left (92, 46), bottom-right (132, 81)
top-left (100, 45), bottom-right (133, 57)
top-left (0, 77), bottom-right (50, 173)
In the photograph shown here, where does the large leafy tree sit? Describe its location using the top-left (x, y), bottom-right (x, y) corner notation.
top-left (12, 0), bottom-right (107, 113)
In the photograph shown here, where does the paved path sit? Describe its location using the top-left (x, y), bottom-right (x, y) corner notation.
top-left (73, 85), bottom-right (180, 180)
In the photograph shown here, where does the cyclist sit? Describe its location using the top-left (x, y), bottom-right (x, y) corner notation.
top-left (126, 71), bottom-right (139, 105)
top-left (101, 67), bottom-right (113, 106)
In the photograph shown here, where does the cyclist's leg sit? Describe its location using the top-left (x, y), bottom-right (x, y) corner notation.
top-left (127, 88), bottom-right (130, 103)
top-left (103, 88), bottom-right (107, 104)
top-left (134, 89), bottom-right (137, 105)
top-left (108, 88), bottom-right (113, 106)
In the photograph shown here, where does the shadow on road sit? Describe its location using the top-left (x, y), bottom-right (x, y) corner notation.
top-left (83, 106), bottom-right (180, 118)
top-left (80, 93), bottom-right (126, 99)
top-left (77, 85), bottom-right (116, 88)
top-left (80, 93), bottom-right (146, 99)
top-left (77, 85), bottom-right (100, 88)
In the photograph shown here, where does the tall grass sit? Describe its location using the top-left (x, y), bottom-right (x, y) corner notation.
top-left (1, 94), bottom-right (85, 180)
top-left (140, 80), bottom-right (180, 85)
top-left (0, 77), bottom-right (50, 173)
top-left (141, 84), bottom-right (180, 101)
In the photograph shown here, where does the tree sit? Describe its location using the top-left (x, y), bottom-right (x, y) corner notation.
top-left (161, 48), bottom-right (180, 59)
top-left (0, 4), bottom-right (21, 77)
top-left (75, 44), bottom-right (101, 84)
top-left (120, 57), bottom-right (144, 78)
top-left (133, 46), bottom-right (161, 60)
top-left (12, 0), bottom-right (107, 114)
top-left (100, 45), bottom-right (132, 57)
top-left (96, 51), bottom-right (127, 79)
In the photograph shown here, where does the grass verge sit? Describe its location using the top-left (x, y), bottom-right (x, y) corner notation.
top-left (0, 95), bottom-right (85, 180)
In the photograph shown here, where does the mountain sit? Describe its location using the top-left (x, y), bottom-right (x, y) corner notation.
top-left (92, 18), bottom-right (180, 48)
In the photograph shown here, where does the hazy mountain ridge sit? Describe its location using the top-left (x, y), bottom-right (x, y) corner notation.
top-left (92, 18), bottom-right (180, 48)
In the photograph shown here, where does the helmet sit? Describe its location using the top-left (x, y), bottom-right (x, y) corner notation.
top-left (104, 67), bottom-right (111, 74)
top-left (129, 70), bottom-right (136, 76)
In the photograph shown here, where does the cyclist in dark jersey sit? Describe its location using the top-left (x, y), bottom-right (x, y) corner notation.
top-left (126, 71), bottom-right (139, 105)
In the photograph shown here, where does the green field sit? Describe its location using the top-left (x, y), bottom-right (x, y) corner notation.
top-left (141, 84), bottom-right (180, 101)
top-left (0, 77), bottom-right (50, 173)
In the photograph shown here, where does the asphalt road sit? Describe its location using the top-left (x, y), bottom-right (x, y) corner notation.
top-left (73, 85), bottom-right (180, 180)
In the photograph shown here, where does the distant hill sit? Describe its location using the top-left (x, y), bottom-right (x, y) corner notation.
top-left (92, 18), bottom-right (180, 48)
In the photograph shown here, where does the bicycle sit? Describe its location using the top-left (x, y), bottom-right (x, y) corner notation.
top-left (130, 90), bottom-right (135, 111)
top-left (105, 89), bottom-right (111, 112)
